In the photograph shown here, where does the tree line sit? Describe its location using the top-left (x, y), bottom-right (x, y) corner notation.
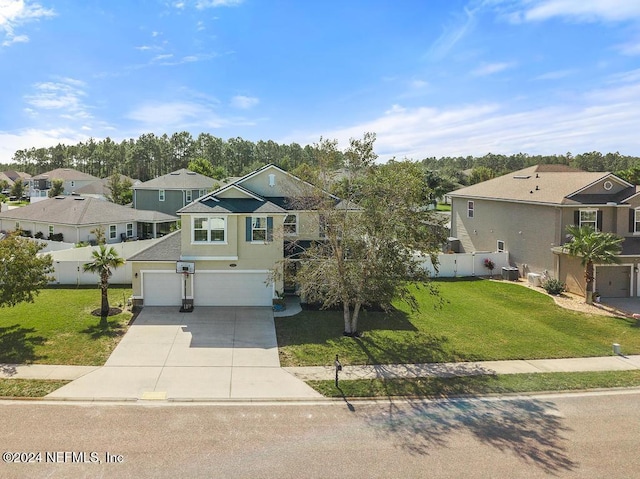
top-left (2, 130), bottom-right (640, 186)
top-left (2, 132), bottom-right (345, 182)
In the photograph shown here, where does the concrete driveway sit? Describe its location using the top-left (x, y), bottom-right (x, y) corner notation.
top-left (47, 307), bottom-right (321, 401)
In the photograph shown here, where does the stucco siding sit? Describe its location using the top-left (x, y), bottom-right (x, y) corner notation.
top-left (451, 198), bottom-right (558, 274)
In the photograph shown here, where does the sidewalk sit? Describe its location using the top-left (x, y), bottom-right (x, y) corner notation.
top-left (3, 355), bottom-right (640, 382)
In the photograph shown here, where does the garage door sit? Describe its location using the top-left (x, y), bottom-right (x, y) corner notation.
top-left (143, 272), bottom-right (183, 306)
top-left (194, 271), bottom-right (272, 306)
top-left (596, 266), bottom-right (630, 298)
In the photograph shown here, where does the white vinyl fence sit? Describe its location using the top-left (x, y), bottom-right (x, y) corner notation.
top-left (43, 239), bottom-right (159, 285)
top-left (417, 251), bottom-right (510, 278)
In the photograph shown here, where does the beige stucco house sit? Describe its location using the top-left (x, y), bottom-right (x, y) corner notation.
top-left (449, 164), bottom-right (640, 298)
top-left (129, 164), bottom-right (333, 307)
top-left (29, 168), bottom-right (100, 203)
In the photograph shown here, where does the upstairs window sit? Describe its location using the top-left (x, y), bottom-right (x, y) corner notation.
top-left (186, 190), bottom-right (192, 203)
top-left (193, 216), bottom-right (226, 243)
top-left (579, 209), bottom-right (597, 231)
top-left (497, 240), bottom-right (505, 252)
top-left (284, 214), bottom-right (298, 236)
top-left (467, 201), bottom-right (474, 218)
top-left (109, 225), bottom-right (117, 240)
top-left (251, 216), bottom-right (268, 241)
top-left (159, 189), bottom-right (165, 202)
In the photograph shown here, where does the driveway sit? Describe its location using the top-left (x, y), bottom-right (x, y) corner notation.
top-left (47, 307), bottom-right (321, 401)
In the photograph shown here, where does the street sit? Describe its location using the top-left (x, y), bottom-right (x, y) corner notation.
top-left (0, 390), bottom-right (639, 478)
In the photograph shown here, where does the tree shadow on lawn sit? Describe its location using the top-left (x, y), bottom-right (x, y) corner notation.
top-left (81, 319), bottom-right (127, 340)
top-left (363, 393), bottom-right (577, 474)
top-left (275, 308), bottom-right (418, 347)
top-left (0, 324), bottom-right (47, 370)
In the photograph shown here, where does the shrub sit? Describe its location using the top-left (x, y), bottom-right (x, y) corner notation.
top-left (542, 278), bottom-right (565, 295)
top-left (34, 231), bottom-right (44, 239)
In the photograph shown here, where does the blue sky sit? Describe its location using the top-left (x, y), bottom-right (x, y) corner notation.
top-left (1, 0), bottom-right (640, 164)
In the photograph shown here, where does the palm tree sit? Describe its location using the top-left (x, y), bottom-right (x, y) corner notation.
top-left (563, 225), bottom-right (623, 304)
top-left (83, 245), bottom-right (125, 326)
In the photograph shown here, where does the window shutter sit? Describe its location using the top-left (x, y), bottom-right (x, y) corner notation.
top-left (245, 217), bottom-right (252, 242)
top-left (630, 209), bottom-right (635, 233)
top-left (573, 210), bottom-right (579, 226)
top-left (597, 210), bottom-right (603, 232)
top-left (267, 217), bottom-right (273, 241)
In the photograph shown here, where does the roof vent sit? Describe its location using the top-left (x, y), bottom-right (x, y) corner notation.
top-left (54, 196), bottom-right (65, 199)
top-left (74, 197), bottom-right (85, 201)
top-left (186, 171), bottom-right (196, 175)
top-left (514, 175), bottom-right (531, 179)
top-left (535, 185), bottom-right (539, 191)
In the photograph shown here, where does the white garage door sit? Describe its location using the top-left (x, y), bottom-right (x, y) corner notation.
top-left (143, 272), bottom-right (183, 306)
top-left (194, 271), bottom-right (272, 306)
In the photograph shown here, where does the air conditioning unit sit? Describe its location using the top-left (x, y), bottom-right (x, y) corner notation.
top-left (527, 273), bottom-right (542, 287)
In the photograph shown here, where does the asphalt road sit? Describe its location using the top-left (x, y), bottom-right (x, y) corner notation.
top-left (0, 390), bottom-right (639, 478)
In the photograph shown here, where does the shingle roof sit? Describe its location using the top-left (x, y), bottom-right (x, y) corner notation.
top-left (127, 230), bottom-right (182, 261)
top-left (134, 169), bottom-right (216, 190)
top-left (31, 168), bottom-right (100, 181)
top-left (178, 197), bottom-right (287, 215)
top-left (0, 196), bottom-right (177, 225)
top-left (448, 165), bottom-right (628, 205)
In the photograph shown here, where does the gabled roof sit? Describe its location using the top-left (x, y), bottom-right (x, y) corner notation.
top-left (133, 169), bottom-right (215, 190)
top-left (0, 172), bottom-right (14, 185)
top-left (448, 165), bottom-right (632, 205)
top-left (128, 230), bottom-right (182, 262)
top-left (31, 168), bottom-right (99, 182)
top-left (3, 171), bottom-right (31, 181)
top-left (74, 175), bottom-right (139, 196)
top-left (0, 196), bottom-right (177, 225)
top-left (178, 197), bottom-right (287, 215)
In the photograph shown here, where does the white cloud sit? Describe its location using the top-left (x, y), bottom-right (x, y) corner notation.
top-left (508, 0), bottom-right (640, 23)
top-left (0, 0), bottom-right (55, 47)
top-left (230, 95), bottom-right (259, 109)
top-left (425, 4), bottom-right (478, 61)
top-left (0, 128), bottom-right (89, 163)
top-left (617, 40), bottom-right (640, 56)
top-left (195, 0), bottom-right (244, 9)
top-left (292, 78), bottom-right (640, 161)
top-left (534, 69), bottom-right (575, 80)
top-left (24, 80), bottom-right (89, 116)
top-left (472, 61), bottom-right (515, 76)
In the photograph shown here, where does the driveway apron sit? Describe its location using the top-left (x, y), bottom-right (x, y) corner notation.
top-left (47, 307), bottom-right (321, 401)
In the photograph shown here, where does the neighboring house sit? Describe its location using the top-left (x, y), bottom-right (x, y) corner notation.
top-left (449, 164), bottom-right (640, 297)
top-left (1, 171), bottom-right (30, 196)
top-left (74, 175), bottom-right (140, 201)
top-left (0, 196), bottom-right (178, 244)
top-left (133, 169), bottom-right (217, 215)
top-left (29, 168), bottom-right (100, 203)
top-left (129, 164), bottom-right (335, 307)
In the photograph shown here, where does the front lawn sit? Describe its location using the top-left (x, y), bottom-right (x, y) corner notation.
top-left (276, 278), bottom-right (640, 366)
top-left (0, 286), bottom-right (132, 365)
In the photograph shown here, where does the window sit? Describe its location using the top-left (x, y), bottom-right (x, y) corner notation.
top-left (497, 240), bottom-right (505, 252)
top-left (284, 214), bottom-right (298, 236)
top-left (109, 225), bottom-right (117, 240)
top-left (579, 209), bottom-right (597, 230)
top-left (186, 190), bottom-right (192, 203)
top-left (126, 223), bottom-right (133, 238)
top-left (70, 181), bottom-right (75, 187)
top-left (159, 189), bottom-right (165, 202)
top-left (199, 189), bottom-right (206, 197)
top-left (193, 216), bottom-right (226, 243)
top-left (251, 216), bottom-right (268, 241)
top-left (634, 209), bottom-right (640, 233)
top-left (15, 222), bottom-right (19, 230)
top-left (48, 225), bottom-right (54, 236)
top-left (467, 201), bottom-right (474, 218)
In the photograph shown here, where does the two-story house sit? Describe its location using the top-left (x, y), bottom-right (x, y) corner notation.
top-left (129, 164), bottom-right (333, 307)
top-left (449, 164), bottom-right (640, 298)
top-left (133, 169), bottom-right (217, 215)
top-left (29, 168), bottom-right (100, 203)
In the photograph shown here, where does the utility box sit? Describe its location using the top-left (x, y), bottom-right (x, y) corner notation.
top-left (502, 267), bottom-right (519, 281)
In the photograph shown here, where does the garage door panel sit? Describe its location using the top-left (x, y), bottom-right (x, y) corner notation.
top-left (597, 266), bottom-right (630, 298)
top-left (143, 272), bottom-right (183, 306)
top-left (194, 272), bottom-right (272, 306)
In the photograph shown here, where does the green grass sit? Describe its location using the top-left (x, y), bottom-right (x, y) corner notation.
top-left (276, 278), bottom-right (640, 366)
top-left (0, 379), bottom-right (70, 397)
top-left (436, 203), bottom-right (451, 211)
top-left (309, 370), bottom-right (640, 398)
top-left (0, 286), bottom-right (132, 365)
